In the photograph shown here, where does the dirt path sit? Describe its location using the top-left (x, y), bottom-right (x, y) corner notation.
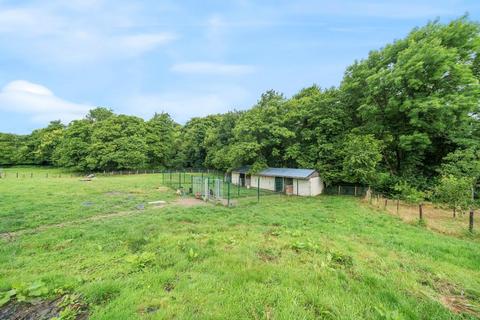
top-left (0, 198), bottom-right (208, 241)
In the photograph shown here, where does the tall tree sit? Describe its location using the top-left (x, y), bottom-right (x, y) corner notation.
top-left (86, 115), bottom-right (148, 170)
top-left (145, 113), bottom-right (179, 169)
top-left (341, 17), bottom-right (480, 186)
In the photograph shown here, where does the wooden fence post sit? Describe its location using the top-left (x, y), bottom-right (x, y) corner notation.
top-left (469, 209), bottom-right (474, 233)
top-left (419, 203), bottom-right (423, 221)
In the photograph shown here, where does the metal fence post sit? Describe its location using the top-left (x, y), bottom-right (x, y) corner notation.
top-left (191, 175), bottom-right (194, 193)
top-left (227, 181), bottom-right (231, 207)
top-left (257, 177), bottom-right (260, 202)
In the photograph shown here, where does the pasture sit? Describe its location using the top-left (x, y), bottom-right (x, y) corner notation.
top-left (1, 168), bottom-right (479, 319)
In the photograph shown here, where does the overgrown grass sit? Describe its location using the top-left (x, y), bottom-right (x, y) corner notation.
top-left (1, 167), bottom-right (479, 319)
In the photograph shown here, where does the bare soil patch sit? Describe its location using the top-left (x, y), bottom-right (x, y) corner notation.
top-left (172, 198), bottom-right (208, 207)
top-left (0, 297), bottom-right (88, 320)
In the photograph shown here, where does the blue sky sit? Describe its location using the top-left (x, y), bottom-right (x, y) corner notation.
top-left (1, 0), bottom-right (479, 134)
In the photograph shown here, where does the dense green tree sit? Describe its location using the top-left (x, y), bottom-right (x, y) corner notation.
top-left (227, 90), bottom-right (294, 171)
top-left (434, 175), bottom-right (473, 217)
top-left (341, 134), bottom-right (383, 186)
top-left (204, 111), bottom-right (242, 171)
top-left (146, 113), bottom-right (179, 169)
top-left (284, 86), bottom-right (350, 183)
top-left (178, 116), bottom-right (219, 168)
top-left (18, 121), bottom-right (65, 165)
top-left (86, 107), bottom-right (114, 122)
top-left (86, 115), bottom-right (148, 170)
top-left (341, 17), bottom-right (480, 186)
top-left (0, 133), bottom-right (26, 165)
top-left (52, 119), bottom-right (92, 170)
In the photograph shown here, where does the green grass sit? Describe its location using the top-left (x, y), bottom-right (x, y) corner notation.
top-left (1, 167), bottom-right (479, 319)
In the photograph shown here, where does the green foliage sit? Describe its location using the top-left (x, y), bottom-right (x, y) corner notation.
top-left (434, 175), bottom-right (473, 213)
top-left (0, 133), bottom-right (27, 165)
top-left (394, 181), bottom-right (425, 204)
top-left (342, 134), bottom-right (383, 185)
top-left (0, 281), bottom-right (49, 306)
top-left (125, 252), bottom-right (156, 270)
top-left (441, 148), bottom-right (480, 185)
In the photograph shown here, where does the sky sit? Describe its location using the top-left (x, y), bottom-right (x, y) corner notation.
top-left (1, 0), bottom-right (480, 134)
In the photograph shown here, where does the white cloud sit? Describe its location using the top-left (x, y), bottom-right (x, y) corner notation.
top-left (0, 80), bottom-right (92, 124)
top-left (0, 3), bottom-right (177, 64)
top-left (171, 62), bottom-right (255, 76)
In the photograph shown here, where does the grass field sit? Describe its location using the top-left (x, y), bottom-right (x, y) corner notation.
top-left (1, 167), bottom-right (480, 319)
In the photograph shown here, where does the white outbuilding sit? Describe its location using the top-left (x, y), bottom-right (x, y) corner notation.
top-left (231, 166), bottom-right (324, 196)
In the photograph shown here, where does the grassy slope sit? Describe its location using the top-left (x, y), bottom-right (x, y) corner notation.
top-left (0, 170), bottom-right (479, 319)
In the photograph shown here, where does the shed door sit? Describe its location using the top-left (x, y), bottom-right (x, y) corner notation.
top-left (239, 173), bottom-right (245, 187)
top-left (274, 177), bottom-right (283, 192)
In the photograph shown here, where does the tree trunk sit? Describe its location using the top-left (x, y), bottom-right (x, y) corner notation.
top-left (419, 203), bottom-right (423, 221)
top-left (469, 209), bottom-right (474, 233)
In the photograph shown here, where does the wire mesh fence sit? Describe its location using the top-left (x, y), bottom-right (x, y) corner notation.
top-left (161, 171), bottom-right (283, 206)
top-left (323, 185), bottom-right (369, 197)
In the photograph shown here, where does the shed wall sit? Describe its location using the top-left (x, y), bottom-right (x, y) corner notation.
top-left (231, 172), bottom-right (240, 185)
top-left (309, 177), bottom-right (323, 196)
top-left (250, 175), bottom-right (276, 191)
top-left (292, 179), bottom-right (310, 196)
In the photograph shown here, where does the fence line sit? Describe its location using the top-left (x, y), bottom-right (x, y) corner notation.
top-left (0, 168), bottom-right (225, 179)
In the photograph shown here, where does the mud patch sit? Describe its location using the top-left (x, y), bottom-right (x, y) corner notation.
top-left (0, 296), bottom-right (88, 320)
top-left (173, 198), bottom-right (208, 207)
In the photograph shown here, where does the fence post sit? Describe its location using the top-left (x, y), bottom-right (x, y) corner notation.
top-left (178, 172), bottom-right (181, 188)
top-left (257, 177), bottom-right (260, 202)
top-left (16, 172), bottom-right (18, 178)
top-left (354, 185), bottom-right (357, 197)
top-left (297, 179), bottom-right (299, 196)
top-left (396, 199), bottom-right (400, 214)
top-left (469, 209), bottom-right (474, 232)
top-left (419, 203), bottom-right (423, 221)
top-left (337, 185), bottom-right (340, 195)
top-left (207, 177), bottom-right (210, 201)
top-left (191, 175), bottom-right (194, 194)
top-left (227, 182), bottom-right (231, 207)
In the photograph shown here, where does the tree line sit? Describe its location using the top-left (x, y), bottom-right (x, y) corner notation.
top-left (2, 17), bottom-right (480, 200)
